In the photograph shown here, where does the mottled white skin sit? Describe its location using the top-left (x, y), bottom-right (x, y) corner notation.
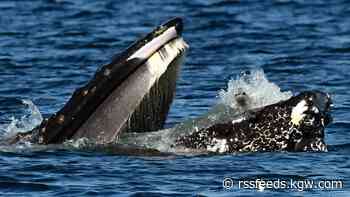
top-left (175, 91), bottom-right (331, 153)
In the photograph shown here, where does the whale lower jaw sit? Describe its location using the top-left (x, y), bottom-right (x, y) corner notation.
top-left (73, 38), bottom-right (188, 143)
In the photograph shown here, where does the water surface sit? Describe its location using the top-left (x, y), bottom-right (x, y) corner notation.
top-left (0, 0), bottom-right (349, 196)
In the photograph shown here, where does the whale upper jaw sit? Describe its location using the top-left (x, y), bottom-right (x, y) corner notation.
top-left (9, 18), bottom-right (189, 145)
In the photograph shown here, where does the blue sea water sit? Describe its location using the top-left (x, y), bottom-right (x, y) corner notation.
top-left (0, 0), bottom-right (349, 196)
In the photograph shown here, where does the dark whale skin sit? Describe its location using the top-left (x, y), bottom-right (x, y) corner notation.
top-left (175, 91), bottom-right (332, 153)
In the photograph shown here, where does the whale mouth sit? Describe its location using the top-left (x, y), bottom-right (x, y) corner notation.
top-left (112, 17), bottom-right (185, 64)
top-left (9, 18), bottom-right (189, 145)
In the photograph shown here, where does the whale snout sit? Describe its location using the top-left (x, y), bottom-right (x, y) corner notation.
top-left (313, 91), bottom-right (332, 113)
top-left (292, 91), bottom-right (333, 152)
top-left (312, 91), bottom-right (333, 126)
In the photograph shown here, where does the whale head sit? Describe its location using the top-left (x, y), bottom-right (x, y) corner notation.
top-left (175, 90), bottom-right (333, 153)
top-left (287, 91), bottom-right (332, 151)
top-left (8, 18), bottom-right (189, 145)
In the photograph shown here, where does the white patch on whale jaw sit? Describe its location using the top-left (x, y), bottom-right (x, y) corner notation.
top-left (313, 139), bottom-right (328, 152)
top-left (291, 100), bottom-right (308, 126)
top-left (303, 138), bottom-right (328, 152)
top-left (207, 138), bottom-right (229, 153)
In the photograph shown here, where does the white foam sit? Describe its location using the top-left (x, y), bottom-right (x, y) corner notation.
top-left (0, 99), bottom-right (43, 139)
top-left (63, 137), bottom-right (92, 149)
top-left (219, 69), bottom-right (292, 110)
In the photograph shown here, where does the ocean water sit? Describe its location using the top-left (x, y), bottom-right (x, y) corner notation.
top-left (0, 0), bottom-right (349, 196)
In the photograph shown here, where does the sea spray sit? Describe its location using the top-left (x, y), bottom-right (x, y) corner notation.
top-left (0, 99), bottom-right (43, 139)
top-left (219, 69), bottom-right (292, 110)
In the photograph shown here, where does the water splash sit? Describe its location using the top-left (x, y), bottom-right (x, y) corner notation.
top-left (63, 138), bottom-right (93, 149)
top-left (0, 99), bottom-right (43, 139)
top-left (219, 69), bottom-right (292, 110)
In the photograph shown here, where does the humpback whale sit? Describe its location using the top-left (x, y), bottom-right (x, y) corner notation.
top-left (175, 91), bottom-right (332, 153)
top-left (5, 18), bottom-right (333, 155)
top-left (8, 18), bottom-right (189, 145)
top-left (118, 90), bottom-right (332, 153)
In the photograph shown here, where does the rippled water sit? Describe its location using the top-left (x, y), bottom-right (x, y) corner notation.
top-left (0, 0), bottom-right (350, 196)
